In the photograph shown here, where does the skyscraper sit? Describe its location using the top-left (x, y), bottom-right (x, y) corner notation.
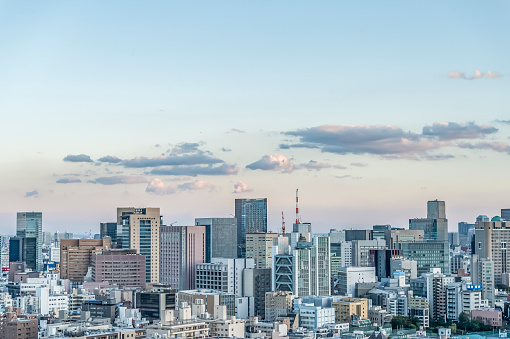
top-left (117, 207), bottom-right (161, 283)
top-left (16, 212), bottom-right (43, 271)
top-left (235, 198), bottom-right (267, 258)
top-left (245, 232), bottom-right (278, 268)
top-left (195, 218), bottom-right (237, 262)
top-left (501, 209), bottom-right (510, 221)
top-left (159, 225), bottom-right (206, 290)
top-left (409, 200), bottom-right (448, 242)
top-left (100, 222), bottom-right (118, 245)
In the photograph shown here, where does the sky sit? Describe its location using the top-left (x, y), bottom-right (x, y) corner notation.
top-left (0, 1), bottom-right (509, 234)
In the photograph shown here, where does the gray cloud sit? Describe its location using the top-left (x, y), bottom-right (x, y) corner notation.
top-left (149, 163), bottom-right (238, 176)
top-left (24, 190), bottom-right (39, 198)
top-left (283, 125), bottom-right (438, 157)
top-left (495, 120), bottom-right (510, 125)
top-left (230, 128), bottom-right (246, 133)
top-left (351, 162), bottom-right (367, 167)
top-left (98, 155), bottom-right (122, 163)
top-left (89, 175), bottom-right (147, 185)
top-left (178, 180), bottom-right (214, 191)
top-left (422, 122), bottom-right (498, 140)
top-left (458, 141), bottom-right (510, 154)
top-left (56, 178), bottom-right (82, 184)
top-left (300, 160), bottom-right (331, 171)
top-left (279, 143), bottom-right (320, 150)
top-left (221, 147), bottom-right (232, 152)
top-left (63, 154), bottom-right (93, 163)
top-left (246, 154), bottom-right (295, 173)
top-left (123, 153), bottom-right (223, 168)
top-left (170, 142), bottom-right (202, 154)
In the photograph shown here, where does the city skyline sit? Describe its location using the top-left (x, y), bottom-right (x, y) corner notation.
top-left (0, 1), bottom-right (509, 233)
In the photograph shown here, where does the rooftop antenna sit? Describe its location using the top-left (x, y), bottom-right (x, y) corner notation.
top-left (281, 212), bottom-right (286, 236)
top-left (296, 188), bottom-right (300, 224)
top-left (169, 221), bottom-right (177, 226)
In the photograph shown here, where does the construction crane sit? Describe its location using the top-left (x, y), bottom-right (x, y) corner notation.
top-left (281, 211), bottom-right (286, 236)
top-left (295, 188), bottom-right (300, 224)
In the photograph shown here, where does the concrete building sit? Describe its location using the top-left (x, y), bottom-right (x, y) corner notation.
top-left (265, 291), bottom-right (295, 321)
top-left (345, 229), bottom-right (372, 241)
top-left (458, 222), bottom-right (475, 246)
top-left (117, 207), bottom-right (161, 283)
top-left (384, 229), bottom-right (424, 249)
top-left (471, 308), bottom-right (502, 327)
top-left (295, 302), bottom-right (335, 330)
top-left (368, 306), bottom-right (392, 327)
top-left (501, 209), bottom-right (510, 221)
top-left (195, 258), bottom-right (254, 296)
top-left (195, 217), bottom-right (237, 262)
top-left (396, 241), bottom-right (449, 275)
top-left (448, 232), bottom-right (460, 247)
top-left (145, 303), bottom-right (209, 339)
top-left (337, 267), bottom-right (377, 297)
top-left (134, 284), bottom-right (176, 322)
top-left (331, 298), bottom-right (369, 323)
top-left (246, 232), bottom-right (278, 268)
top-left (390, 258), bottom-right (418, 283)
top-left (177, 289), bottom-right (248, 318)
top-left (91, 249), bottom-right (146, 288)
top-left (409, 307), bottom-right (429, 328)
top-left (471, 255), bottom-right (495, 307)
top-left (60, 238), bottom-right (112, 282)
top-left (235, 198), bottom-right (267, 258)
top-left (243, 267), bottom-right (272, 317)
top-left (474, 218), bottom-right (510, 285)
top-left (409, 200), bottom-right (448, 242)
top-left (160, 225), bottom-right (206, 290)
top-left (351, 239), bottom-right (387, 267)
top-left (16, 212), bottom-right (43, 271)
top-left (0, 312), bottom-right (38, 339)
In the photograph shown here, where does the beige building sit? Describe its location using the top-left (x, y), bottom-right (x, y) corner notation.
top-left (117, 207), bottom-right (160, 283)
top-left (0, 312), bottom-right (38, 339)
top-left (60, 238), bottom-right (111, 282)
top-left (265, 291), bottom-right (295, 321)
top-left (246, 232), bottom-right (278, 268)
top-left (332, 298), bottom-right (369, 323)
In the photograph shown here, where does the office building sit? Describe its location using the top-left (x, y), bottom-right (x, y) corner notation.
top-left (243, 267), bottom-right (272, 317)
top-left (409, 307), bottom-right (429, 328)
top-left (160, 225), bottom-right (206, 290)
top-left (99, 222), bottom-right (118, 244)
top-left (352, 239), bottom-right (387, 267)
top-left (502, 209), bottom-right (510, 221)
top-left (345, 229), bottom-right (372, 241)
top-left (370, 249), bottom-right (402, 279)
top-left (134, 284), bottom-right (176, 322)
top-left (235, 198), bottom-right (267, 258)
top-left (448, 232), bottom-right (460, 247)
top-left (0, 312), bottom-right (38, 339)
top-left (272, 234), bottom-right (330, 297)
top-left (16, 212), bottom-right (43, 271)
top-left (396, 241), bottom-right (449, 275)
top-left (177, 289), bottom-right (240, 318)
top-left (246, 232), bottom-right (278, 268)
top-left (409, 200), bottom-right (448, 242)
top-left (389, 258), bottom-right (417, 283)
top-left (458, 222), bottom-right (475, 246)
top-left (295, 302), bottom-right (335, 330)
top-left (265, 291), bottom-right (295, 321)
top-left (337, 267), bottom-right (377, 297)
top-left (372, 225), bottom-right (391, 240)
top-left (117, 207), bottom-right (161, 283)
top-left (91, 249), bottom-right (146, 288)
top-left (384, 229), bottom-right (424, 249)
top-left (471, 255), bottom-right (495, 307)
top-left (195, 217), bottom-right (237, 262)
top-left (196, 258), bottom-right (254, 296)
top-left (8, 237), bottom-right (23, 263)
top-left (473, 218), bottom-right (510, 286)
top-left (60, 238), bottom-right (111, 282)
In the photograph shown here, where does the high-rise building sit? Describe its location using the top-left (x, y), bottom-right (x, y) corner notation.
top-left (245, 232), bottom-right (278, 268)
top-left (8, 237), bottom-right (23, 263)
top-left (409, 200), bottom-right (448, 242)
top-left (458, 222), bottom-right (475, 246)
top-left (195, 218), bottom-right (237, 262)
top-left (42, 232), bottom-right (52, 246)
top-left (134, 284), bottom-right (176, 322)
top-left (384, 229), bottom-right (424, 249)
top-left (372, 225), bottom-right (391, 240)
top-left (16, 212), bottom-right (43, 271)
top-left (0, 236), bottom-right (10, 271)
top-left (235, 198), bottom-right (267, 258)
top-left (160, 225), bottom-right (206, 290)
top-left (273, 233), bottom-right (330, 297)
top-left (501, 209), bottom-right (510, 221)
top-left (345, 229), bottom-right (372, 241)
top-left (471, 256), bottom-right (494, 307)
top-left (60, 238), bottom-right (112, 282)
top-left (91, 249), bottom-right (146, 288)
top-left (473, 218), bottom-right (510, 286)
top-left (99, 222), bottom-right (118, 245)
top-left (396, 241), bottom-right (449, 275)
top-left (337, 267), bottom-right (377, 297)
top-left (117, 207), bottom-right (160, 283)
top-left (243, 267), bottom-right (272, 318)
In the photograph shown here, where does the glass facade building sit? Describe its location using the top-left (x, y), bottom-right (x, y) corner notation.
top-left (235, 198), bottom-right (267, 258)
top-left (16, 212), bottom-right (43, 271)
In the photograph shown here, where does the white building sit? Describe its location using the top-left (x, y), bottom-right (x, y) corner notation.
top-left (296, 302), bottom-right (335, 330)
top-left (196, 258), bottom-right (254, 297)
top-left (338, 266), bottom-right (377, 297)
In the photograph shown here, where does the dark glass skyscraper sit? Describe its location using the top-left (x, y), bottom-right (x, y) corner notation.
top-left (235, 198), bottom-right (267, 258)
top-left (100, 222), bottom-right (118, 244)
top-left (16, 212), bottom-right (43, 271)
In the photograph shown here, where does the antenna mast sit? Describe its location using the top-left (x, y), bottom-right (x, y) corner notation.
top-left (296, 188), bottom-right (300, 224)
top-left (281, 212), bottom-right (286, 236)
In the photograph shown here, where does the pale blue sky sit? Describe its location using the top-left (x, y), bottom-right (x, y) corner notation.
top-left (0, 1), bottom-right (508, 233)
